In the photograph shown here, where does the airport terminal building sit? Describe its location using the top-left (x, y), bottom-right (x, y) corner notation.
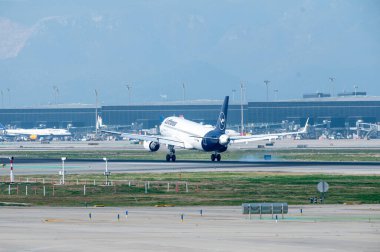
top-left (248, 97), bottom-right (380, 127)
top-left (0, 105), bottom-right (96, 129)
top-left (0, 96), bottom-right (379, 135)
top-left (101, 103), bottom-right (245, 129)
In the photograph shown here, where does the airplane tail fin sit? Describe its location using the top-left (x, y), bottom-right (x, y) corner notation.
top-left (96, 115), bottom-right (105, 130)
top-left (300, 118), bottom-right (310, 134)
top-left (159, 115), bottom-right (165, 123)
top-left (215, 96), bottom-right (229, 133)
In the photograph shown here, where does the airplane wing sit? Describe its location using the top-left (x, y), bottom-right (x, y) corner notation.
top-left (101, 130), bottom-right (186, 148)
top-left (230, 135), bottom-right (278, 143)
top-left (230, 118), bottom-right (309, 144)
top-left (101, 130), bottom-right (125, 135)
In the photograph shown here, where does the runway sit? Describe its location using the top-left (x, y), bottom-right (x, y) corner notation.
top-left (0, 139), bottom-right (379, 176)
top-left (1, 159), bottom-right (379, 176)
top-left (0, 205), bottom-right (379, 252)
top-left (1, 138), bottom-right (380, 151)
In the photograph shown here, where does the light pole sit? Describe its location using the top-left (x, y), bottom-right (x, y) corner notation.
top-left (240, 82), bottom-right (244, 135)
top-left (56, 87), bottom-right (60, 104)
top-left (6, 88), bottom-right (10, 107)
top-left (354, 85), bottom-right (358, 96)
top-left (103, 157), bottom-right (111, 185)
top-left (182, 83), bottom-right (186, 103)
top-left (61, 157), bottom-right (66, 185)
top-left (264, 80), bottom-right (270, 102)
top-left (125, 84), bottom-right (132, 105)
top-left (52, 85), bottom-right (59, 105)
top-left (329, 77), bottom-right (335, 97)
top-left (274, 89), bottom-right (279, 101)
top-left (1, 90), bottom-right (3, 108)
top-left (94, 89), bottom-right (98, 135)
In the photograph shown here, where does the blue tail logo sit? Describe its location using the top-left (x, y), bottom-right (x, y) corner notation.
top-left (218, 112), bottom-right (226, 130)
top-left (215, 96), bottom-right (229, 133)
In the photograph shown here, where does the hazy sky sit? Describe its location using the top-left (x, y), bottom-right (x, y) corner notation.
top-left (0, 0), bottom-right (379, 107)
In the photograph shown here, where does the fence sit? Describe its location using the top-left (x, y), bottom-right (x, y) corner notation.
top-left (0, 178), bottom-right (190, 197)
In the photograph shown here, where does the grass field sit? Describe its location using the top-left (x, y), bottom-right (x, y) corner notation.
top-left (1, 172), bottom-right (379, 206)
top-left (1, 148), bottom-right (380, 162)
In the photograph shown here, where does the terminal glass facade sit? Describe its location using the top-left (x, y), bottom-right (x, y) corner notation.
top-left (102, 104), bottom-right (245, 129)
top-left (0, 108), bottom-right (96, 128)
top-left (0, 99), bottom-right (379, 130)
top-left (247, 100), bottom-right (380, 127)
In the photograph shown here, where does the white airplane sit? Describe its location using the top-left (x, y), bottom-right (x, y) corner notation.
top-left (103, 96), bottom-right (308, 162)
top-left (0, 123), bottom-right (71, 140)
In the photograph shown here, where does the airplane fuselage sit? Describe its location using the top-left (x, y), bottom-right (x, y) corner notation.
top-left (159, 116), bottom-right (228, 152)
top-left (2, 128), bottom-right (71, 137)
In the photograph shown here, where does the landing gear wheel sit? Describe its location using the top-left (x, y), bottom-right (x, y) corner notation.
top-left (216, 154), bottom-right (221, 162)
top-left (211, 154), bottom-right (216, 162)
top-left (166, 153), bottom-right (176, 162)
top-left (166, 145), bottom-right (176, 162)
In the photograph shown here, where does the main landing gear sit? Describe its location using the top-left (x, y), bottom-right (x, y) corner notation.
top-left (211, 153), bottom-right (221, 162)
top-left (166, 146), bottom-right (176, 162)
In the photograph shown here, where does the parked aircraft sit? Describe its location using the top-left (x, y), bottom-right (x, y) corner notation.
top-left (0, 123), bottom-right (71, 140)
top-left (103, 96), bottom-right (308, 161)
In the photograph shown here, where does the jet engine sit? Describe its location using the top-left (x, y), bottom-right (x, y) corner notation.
top-left (143, 141), bottom-right (160, 152)
top-left (218, 134), bottom-right (230, 145)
